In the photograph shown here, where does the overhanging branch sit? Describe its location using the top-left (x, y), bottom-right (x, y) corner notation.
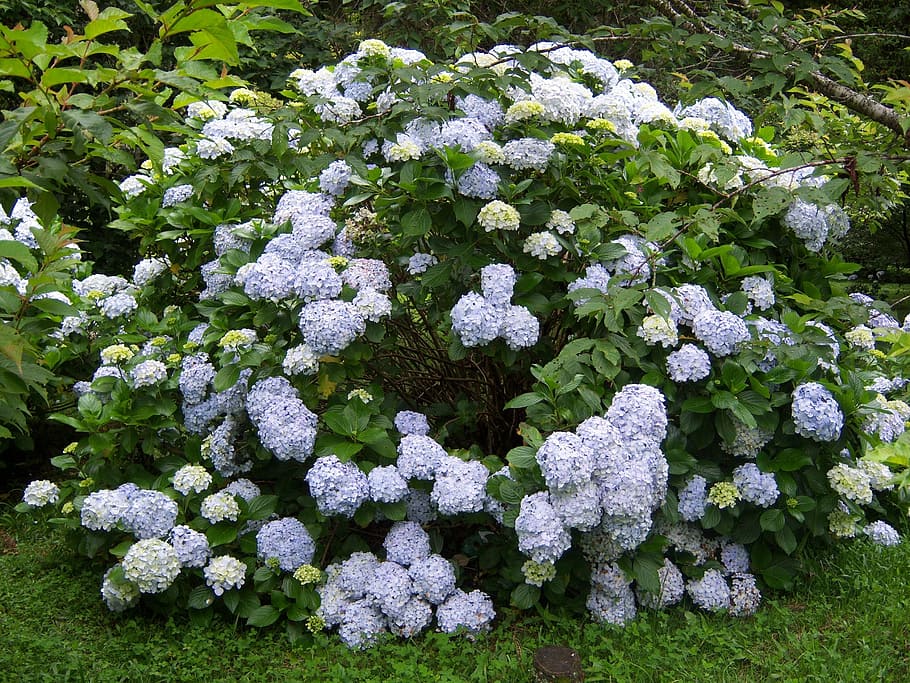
top-left (648, 0), bottom-right (910, 146)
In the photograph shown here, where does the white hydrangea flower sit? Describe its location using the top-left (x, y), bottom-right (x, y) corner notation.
top-left (172, 465), bottom-right (213, 495)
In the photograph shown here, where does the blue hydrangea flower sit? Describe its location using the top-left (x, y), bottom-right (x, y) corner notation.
top-left (732, 463), bottom-right (779, 507)
top-left (687, 569), bottom-right (731, 612)
top-left (455, 163), bottom-right (500, 199)
top-left (455, 94), bottom-right (504, 128)
top-left (397, 434), bottom-right (446, 480)
top-left (792, 382), bottom-right (843, 442)
top-left (305, 455), bottom-right (369, 517)
top-left (407, 252), bottom-right (437, 275)
top-left (247, 377), bottom-right (318, 462)
top-left (431, 457), bottom-right (488, 515)
top-left (389, 596), bottom-right (433, 639)
top-left (256, 517), bottom-right (316, 571)
top-left (342, 258), bottom-right (392, 292)
top-left (368, 465), bottom-right (409, 503)
top-left (587, 563), bottom-right (637, 625)
top-left (501, 138), bottom-right (554, 171)
top-left (319, 160), bottom-right (353, 196)
top-left (500, 305), bottom-right (540, 350)
top-left (666, 344), bottom-right (711, 382)
top-left (515, 492), bottom-right (572, 564)
top-left (436, 589), bottom-right (495, 635)
top-left (720, 542), bottom-right (750, 575)
top-left (298, 300), bottom-right (366, 356)
top-left (678, 475), bottom-right (708, 521)
top-left (408, 554), bottom-right (456, 605)
top-left (365, 561), bottom-right (413, 619)
top-left (435, 117), bottom-right (492, 152)
top-left (692, 310), bottom-right (750, 356)
top-left (383, 521), bottom-right (431, 566)
top-left (535, 432), bottom-right (595, 492)
top-left (338, 598), bottom-right (387, 649)
top-left (394, 410), bottom-right (430, 436)
top-left (605, 383), bottom-right (668, 448)
top-left (168, 525), bottom-right (211, 568)
top-left (122, 490), bottom-right (179, 539)
top-left (863, 520), bottom-right (900, 546)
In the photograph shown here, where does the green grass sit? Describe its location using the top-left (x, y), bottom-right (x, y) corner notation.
top-left (1, 511), bottom-right (909, 683)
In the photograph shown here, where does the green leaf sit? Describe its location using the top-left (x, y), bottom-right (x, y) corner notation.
top-left (0, 240), bottom-right (38, 272)
top-left (213, 365), bottom-right (241, 392)
top-left (751, 186), bottom-right (792, 222)
top-left (510, 583), bottom-right (540, 609)
top-left (504, 392), bottom-right (544, 409)
top-left (246, 495), bottom-right (278, 521)
top-left (769, 448), bottom-right (813, 472)
top-left (206, 523), bottom-right (237, 547)
top-left (223, 589), bottom-right (260, 616)
top-left (775, 526), bottom-right (797, 555)
top-left (109, 539), bottom-right (133, 558)
top-left (400, 207), bottom-right (431, 237)
top-left (31, 297), bottom-right (76, 317)
top-left (632, 555), bottom-right (662, 595)
top-left (50, 454), bottom-right (76, 470)
top-left (702, 505), bottom-right (721, 529)
top-left (498, 479), bottom-right (524, 505)
top-left (62, 110), bottom-right (114, 144)
top-left (188, 585), bottom-right (215, 609)
top-left (379, 500), bottom-right (407, 521)
top-left (760, 508), bottom-right (786, 532)
top-left (246, 605), bottom-right (280, 628)
top-left (506, 445), bottom-right (537, 469)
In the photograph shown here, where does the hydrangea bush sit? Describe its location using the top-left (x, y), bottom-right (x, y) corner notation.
top-left (16, 39), bottom-right (910, 645)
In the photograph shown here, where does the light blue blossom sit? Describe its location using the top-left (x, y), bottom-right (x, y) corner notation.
top-left (666, 344), bottom-right (711, 382)
top-left (687, 569), bottom-right (730, 612)
top-left (256, 517), bottom-right (316, 571)
top-left (732, 463), bottom-right (779, 507)
top-left (305, 455), bottom-right (369, 517)
top-left (408, 554), bottom-right (456, 605)
top-left (692, 310), bottom-right (750, 356)
top-left (792, 382), bottom-right (843, 442)
top-left (436, 589), bottom-right (495, 635)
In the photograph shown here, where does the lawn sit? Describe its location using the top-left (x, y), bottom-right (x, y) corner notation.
top-left (1, 508), bottom-right (908, 682)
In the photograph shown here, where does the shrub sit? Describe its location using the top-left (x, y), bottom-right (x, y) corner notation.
top-left (17, 38), bottom-right (910, 645)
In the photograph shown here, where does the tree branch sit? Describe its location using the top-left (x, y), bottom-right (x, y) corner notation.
top-left (647, 0), bottom-right (910, 146)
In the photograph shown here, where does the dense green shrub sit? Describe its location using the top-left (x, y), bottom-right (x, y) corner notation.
top-left (12, 35), bottom-right (910, 647)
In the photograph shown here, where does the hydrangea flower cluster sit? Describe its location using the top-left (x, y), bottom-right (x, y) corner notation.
top-left (246, 376), bottom-right (318, 463)
top-left (204, 555), bottom-right (247, 596)
top-left (34, 36), bottom-right (909, 643)
top-left (121, 539), bottom-right (182, 593)
top-left (80, 486), bottom-right (178, 539)
top-left (317, 524), bottom-right (492, 648)
top-left (22, 480), bottom-right (59, 507)
top-left (516, 384), bottom-right (670, 618)
top-left (792, 382), bottom-right (844, 442)
top-left (256, 517), bottom-right (316, 572)
top-left (450, 264), bottom-right (539, 350)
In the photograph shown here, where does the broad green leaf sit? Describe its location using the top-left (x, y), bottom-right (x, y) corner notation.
top-left (246, 605), bottom-right (280, 628)
top-left (0, 240), bottom-right (38, 272)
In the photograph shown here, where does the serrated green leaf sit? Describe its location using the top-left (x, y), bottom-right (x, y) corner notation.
top-left (206, 522), bottom-right (237, 547)
top-left (246, 605), bottom-right (280, 628)
top-left (510, 583), bottom-right (540, 609)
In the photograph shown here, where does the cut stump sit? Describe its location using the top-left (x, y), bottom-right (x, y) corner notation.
top-left (533, 645), bottom-right (584, 682)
